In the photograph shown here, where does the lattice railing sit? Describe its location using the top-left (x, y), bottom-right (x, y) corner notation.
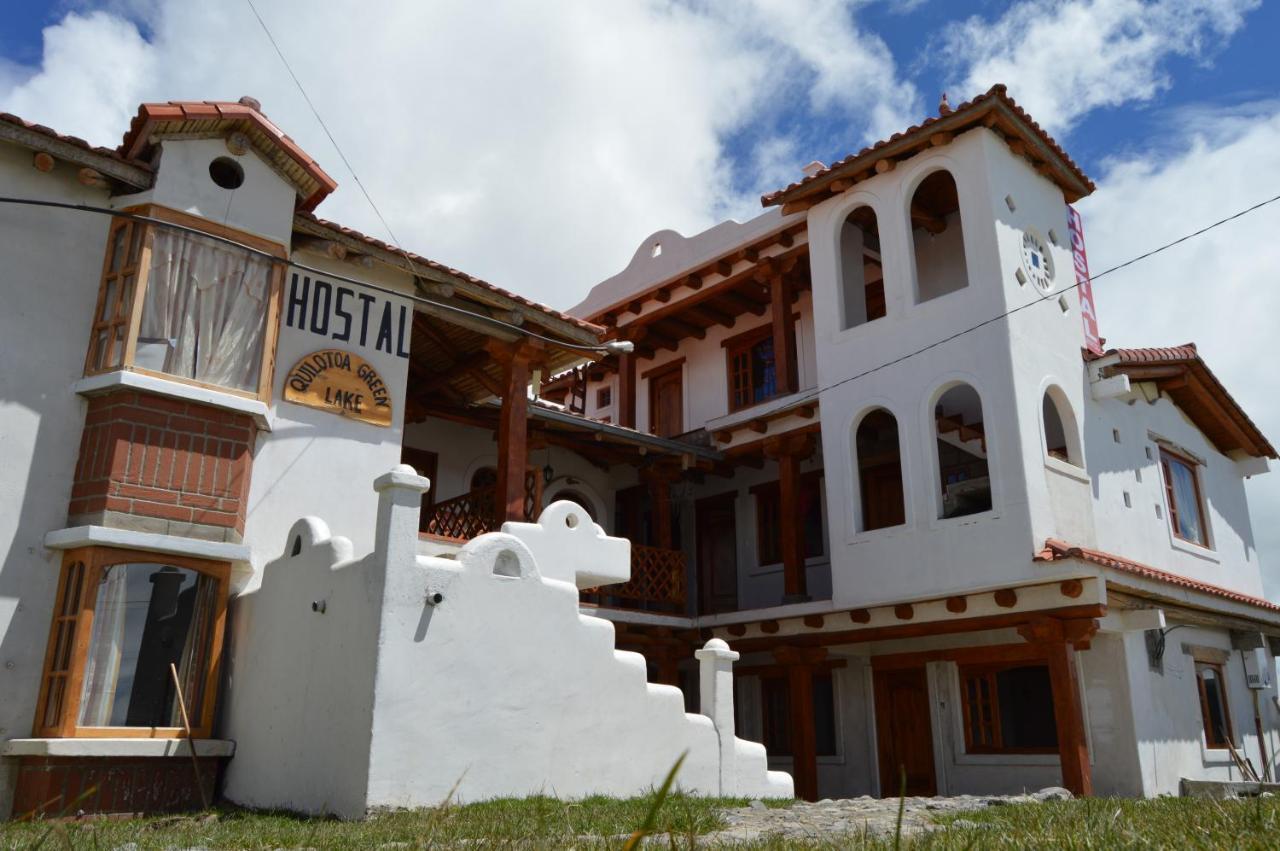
top-left (423, 485), bottom-right (499, 541)
top-left (582, 544), bottom-right (686, 613)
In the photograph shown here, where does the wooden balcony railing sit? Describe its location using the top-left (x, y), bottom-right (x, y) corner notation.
top-left (582, 544), bottom-right (686, 614)
top-left (423, 485), bottom-right (499, 541)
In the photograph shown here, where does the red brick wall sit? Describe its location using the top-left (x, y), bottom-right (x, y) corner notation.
top-left (69, 390), bottom-right (256, 535)
top-left (12, 755), bottom-right (221, 817)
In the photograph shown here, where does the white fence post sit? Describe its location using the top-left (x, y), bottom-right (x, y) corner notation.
top-left (695, 637), bottom-right (741, 796)
top-left (373, 464), bottom-right (431, 565)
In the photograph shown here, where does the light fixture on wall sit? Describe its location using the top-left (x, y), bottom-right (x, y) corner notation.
top-left (543, 446), bottom-right (554, 485)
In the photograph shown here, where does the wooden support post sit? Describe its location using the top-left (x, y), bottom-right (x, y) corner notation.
top-left (769, 272), bottom-right (798, 395)
top-left (618, 351), bottom-right (637, 429)
top-left (774, 646), bottom-right (827, 801)
top-left (765, 432), bottom-right (815, 603)
top-left (489, 340), bottom-right (541, 523)
top-left (1018, 617), bottom-right (1096, 797)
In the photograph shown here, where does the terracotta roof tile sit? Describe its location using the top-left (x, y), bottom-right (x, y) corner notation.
top-left (296, 212), bottom-right (604, 337)
top-left (1036, 539), bottom-right (1280, 614)
top-left (1087, 344), bottom-right (1276, 459)
top-left (0, 112), bottom-right (151, 171)
top-left (761, 84), bottom-right (1094, 208)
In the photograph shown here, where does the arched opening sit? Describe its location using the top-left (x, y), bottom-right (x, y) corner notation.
top-left (839, 206), bottom-right (885, 329)
top-left (934, 384), bottom-right (991, 518)
top-left (470, 466), bottom-right (497, 490)
top-left (1042, 388), bottom-right (1081, 466)
top-left (910, 170), bottom-right (968, 303)
top-left (551, 488), bottom-right (598, 522)
top-left (855, 409), bottom-right (905, 531)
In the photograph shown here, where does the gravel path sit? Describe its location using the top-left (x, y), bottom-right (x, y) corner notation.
top-left (703, 787), bottom-right (1073, 844)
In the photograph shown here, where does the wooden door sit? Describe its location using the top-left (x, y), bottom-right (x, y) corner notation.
top-left (401, 447), bottom-right (439, 532)
top-left (650, 368), bottom-right (683, 438)
top-left (695, 492), bottom-right (738, 614)
top-left (873, 666), bottom-right (937, 797)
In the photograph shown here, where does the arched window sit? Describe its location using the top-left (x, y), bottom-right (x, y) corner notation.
top-left (839, 206), bottom-right (885, 329)
top-left (855, 409), bottom-right (905, 531)
top-left (910, 170), bottom-right (968, 303)
top-left (1042, 387), bottom-right (1082, 466)
top-left (934, 384), bottom-right (991, 518)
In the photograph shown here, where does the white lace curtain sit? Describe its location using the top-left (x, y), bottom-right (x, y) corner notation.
top-left (138, 229), bottom-right (272, 393)
top-left (78, 566), bottom-right (128, 727)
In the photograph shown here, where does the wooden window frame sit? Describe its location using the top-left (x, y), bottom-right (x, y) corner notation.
top-left (1159, 448), bottom-right (1209, 547)
top-left (751, 470), bottom-right (824, 566)
top-left (82, 205), bottom-right (287, 403)
top-left (757, 670), bottom-right (839, 757)
top-left (723, 323), bottom-right (776, 413)
top-left (595, 386), bottom-right (612, 409)
top-left (33, 547), bottom-right (230, 739)
top-left (958, 662), bottom-right (1058, 755)
top-left (1193, 660), bottom-right (1234, 749)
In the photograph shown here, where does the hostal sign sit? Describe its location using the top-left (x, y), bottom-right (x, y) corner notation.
top-left (285, 349), bottom-right (392, 426)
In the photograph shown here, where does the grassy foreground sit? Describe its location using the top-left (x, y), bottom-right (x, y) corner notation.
top-left (3, 794), bottom-right (1280, 849)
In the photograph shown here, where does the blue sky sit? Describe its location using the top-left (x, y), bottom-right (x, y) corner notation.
top-left (4, 0), bottom-right (1280, 594)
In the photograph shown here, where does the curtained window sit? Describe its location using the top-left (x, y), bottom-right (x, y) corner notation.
top-left (83, 209), bottom-right (283, 399)
top-left (1160, 449), bottom-right (1208, 547)
top-left (35, 550), bottom-right (229, 738)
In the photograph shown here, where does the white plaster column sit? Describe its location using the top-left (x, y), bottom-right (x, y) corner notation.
top-left (373, 464), bottom-right (431, 565)
top-left (696, 637), bottom-right (741, 795)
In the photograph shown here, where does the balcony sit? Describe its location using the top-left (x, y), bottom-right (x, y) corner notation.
top-left (421, 490), bottom-right (686, 614)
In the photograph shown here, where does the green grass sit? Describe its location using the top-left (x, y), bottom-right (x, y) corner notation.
top-left (2, 795), bottom-right (1279, 849)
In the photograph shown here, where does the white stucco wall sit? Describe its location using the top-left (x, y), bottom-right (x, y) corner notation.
top-left (0, 146), bottom-right (113, 817)
top-left (224, 470), bottom-right (791, 816)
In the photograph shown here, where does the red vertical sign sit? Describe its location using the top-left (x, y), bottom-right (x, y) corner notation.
top-left (1067, 205), bottom-right (1103, 356)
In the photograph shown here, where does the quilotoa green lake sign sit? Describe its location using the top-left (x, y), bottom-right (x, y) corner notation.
top-left (284, 349), bottom-right (392, 426)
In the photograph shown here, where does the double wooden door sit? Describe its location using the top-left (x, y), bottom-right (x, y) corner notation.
top-left (873, 666), bottom-right (937, 796)
top-left (695, 492), bottom-right (738, 614)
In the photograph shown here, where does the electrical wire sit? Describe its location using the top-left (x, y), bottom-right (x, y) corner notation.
top-left (0, 196), bottom-right (615, 354)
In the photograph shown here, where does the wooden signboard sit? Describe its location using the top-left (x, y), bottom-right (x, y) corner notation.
top-left (284, 349), bottom-right (393, 426)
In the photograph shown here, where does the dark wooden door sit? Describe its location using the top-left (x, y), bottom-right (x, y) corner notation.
top-left (695, 492), bottom-right (738, 614)
top-left (401, 447), bottom-right (439, 531)
top-left (861, 463), bottom-right (905, 530)
top-left (873, 666), bottom-right (937, 797)
top-left (650, 368), bottom-right (683, 438)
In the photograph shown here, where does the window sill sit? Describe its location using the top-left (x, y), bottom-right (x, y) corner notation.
top-left (747, 557), bottom-right (830, 578)
top-left (1168, 534), bottom-right (1219, 564)
top-left (44, 525), bottom-right (251, 564)
top-left (928, 507), bottom-right (1000, 531)
top-left (953, 752), bottom-right (1060, 767)
top-left (846, 522), bottom-right (910, 546)
top-left (1044, 456), bottom-right (1090, 483)
top-left (1200, 746), bottom-right (1234, 766)
top-left (2, 738), bottom-right (235, 758)
top-left (74, 370), bottom-right (271, 431)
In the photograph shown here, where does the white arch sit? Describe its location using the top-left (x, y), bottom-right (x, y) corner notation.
top-left (850, 404), bottom-right (908, 533)
top-left (923, 375), bottom-right (998, 521)
top-left (1038, 379), bottom-right (1084, 467)
top-left (544, 477), bottom-right (609, 530)
top-left (900, 157), bottom-right (972, 305)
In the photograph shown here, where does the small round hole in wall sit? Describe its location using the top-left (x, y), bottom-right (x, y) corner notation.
top-left (209, 157), bottom-right (245, 190)
top-left (565, 512), bottom-right (579, 529)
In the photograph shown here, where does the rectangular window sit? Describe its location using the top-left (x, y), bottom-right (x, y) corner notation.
top-left (726, 328), bottom-right (777, 412)
top-left (760, 673), bottom-right (838, 757)
top-left (84, 208), bottom-right (285, 400)
top-left (1195, 661), bottom-right (1233, 749)
top-left (596, 387), bottom-right (612, 409)
top-left (959, 663), bottom-right (1058, 754)
top-left (754, 472), bottom-right (824, 565)
top-left (1160, 448), bottom-right (1208, 546)
top-left (35, 548), bottom-right (229, 738)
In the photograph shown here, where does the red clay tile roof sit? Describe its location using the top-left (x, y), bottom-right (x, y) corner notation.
top-left (295, 212), bottom-right (604, 337)
top-left (1036, 539), bottom-right (1280, 614)
top-left (762, 84), bottom-right (1095, 209)
top-left (1088, 343), bottom-right (1276, 459)
top-left (119, 99), bottom-right (338, 211)
top-left (1, 112), bottom-right (146, 168)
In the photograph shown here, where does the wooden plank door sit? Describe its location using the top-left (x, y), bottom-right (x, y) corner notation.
top-left (873, 666), bottom-right (937, 797)
top-left (650, 368), bottom-right (683, 438)
top-left (695, 492), bottom-right (738, 614)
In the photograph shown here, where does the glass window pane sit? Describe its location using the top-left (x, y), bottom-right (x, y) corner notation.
top-left (99, 279), bottom-right (118, 322)
top-left (139, 229), bottom-right (272, 392)
top-left (109, 226), bottom-right (127, 273)
top-left (1167, 458), bottom-right (1205, 544)
top-left (995, 665), bottom-right (1058, 749)
top-left (1200, 665), bottom-right (1230, 745)
top-left (78, 563), bottom-right (218, 728)
top-left (751, 337), bottom-right (776, 403)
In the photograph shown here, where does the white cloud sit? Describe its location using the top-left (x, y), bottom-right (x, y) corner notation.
top-left (0, 0), bottom-right (918, 308)
top-left (937, 0), bottom-right (1259, 134)
top-left (1078, 99), bottom-right (1280, 595)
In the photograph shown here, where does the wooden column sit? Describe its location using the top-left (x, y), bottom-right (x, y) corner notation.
top-left (767, 267), bottom-right (798, 395)
top-left (618, 350), bottom-right (637, 429)
top-left (1018, 617), bottom-right (1097, 797)
top-left (642, 464), bottom-right (681, 550)
top-left (489, 340), bottom-right (542, 523)
top-left (774, 645), bottom-right (827, 801)
top-left (765, 432), bottom-right (815, 603)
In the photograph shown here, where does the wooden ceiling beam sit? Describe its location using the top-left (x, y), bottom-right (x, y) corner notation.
top-left (686, 304), bottom-right (736, 329)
